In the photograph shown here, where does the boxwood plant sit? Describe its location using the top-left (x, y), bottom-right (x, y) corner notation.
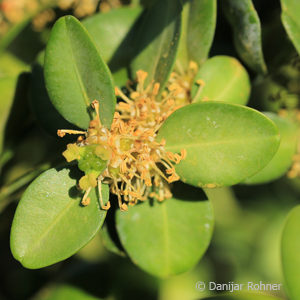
top-left (4, 1), bottom-right (299, 298)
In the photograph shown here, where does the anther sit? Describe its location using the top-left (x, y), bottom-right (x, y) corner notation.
top-left (57, 129), bottom-right (86, 137)
top-left (98, 178), bottom-right (110, 210)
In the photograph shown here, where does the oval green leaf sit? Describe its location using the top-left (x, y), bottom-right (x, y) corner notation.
top-left (222, 0), bottom-right (267, 74)
top-left (131, 0), bottom-right (182, 91)
top-left (177, 0), bottom-right (216, 71)
top-left (281, 205), bottom-right (300, 300)
top-left (44, 284), bottom-right (103, 300)
top-left (157, 102), bottom-right (280, 187)
top-left (281, 0), bottom-right (300, 55)
top-left (116, 186), bottom-right (213, 278)
top-left (83, 7), bottom-right (142, 87)
top-left (83, 7), bottom-right (142, 65)
top-left (244, 113), bottom-right (298, 184)
top-left (191, 56), bottom-right (250, 105)
top-left (10, 167), bottom-right (108, 269)
top-left (44, 15), bottom-right (116, 129)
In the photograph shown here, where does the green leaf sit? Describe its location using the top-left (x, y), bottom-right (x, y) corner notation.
top-left (281, 205), bottom-right (300, 300)
top-left (222, 0), bottom-right (267, 74)
top-left (101, 223), bottom-right (125, 257)
top-left (116, 185), bottom-right (213, 278)
top-left (10, 167), bottom-right (108, 269)
top-left (177, 0), bottom-right (216, 72)
top-left (1, 72), bottom-right (31, 166)
top-left (157, 102), bottom-right (280, 187)
top-left (191, 56), bottom-right (250, 105)
top-left (44, 284), bottom-right (103, 300)
top-left (0, 77), bottom-right (18, 154)
top-left (0, 52), bottom-right (27, 154)
top-left (44, 16), bottom-right (116, 129)
top-left (131, 0), bottom-right (182, 91)
top-left (0, 18), bottom-right (31, 53)
top-left (281, 0), bottom-right (300, 55)
top-left (244, 113), bottom-right (298, 184)
top-left (83, 7), bottom-right (142, 87)
top-left (83, 7), bottom-right (142, 65)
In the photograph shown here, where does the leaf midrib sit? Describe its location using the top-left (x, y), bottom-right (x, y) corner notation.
top-left (65, 19), bottom-right (91, 107)
top-left (165, 135), bottom-right (278, 151)
top-left (21, 197), bottom-right (76, 261)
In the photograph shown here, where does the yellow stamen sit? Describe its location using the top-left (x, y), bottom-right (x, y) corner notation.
top-left (98, 178), bottom-right (110, 210)
top-left (57, 129), bottom-right (86, 137)
top-left (81, 187), bottom-right (91, 206)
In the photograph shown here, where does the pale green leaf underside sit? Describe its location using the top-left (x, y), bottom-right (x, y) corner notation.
top-left (157, 102), bottom-right (280, 187)
top-left (44, 16), bottom-right (115, 129)
top-left (281, 0), bottom-right (300, 55)
top-left (83, 7), bottom-right (142, 64)
top-left (281, 205), bottom-right (300, 300)
top-left (187, 0), bottom-right (216, 66)
top-left (244, 112), bottom-right (298, 184)
top-left (116, 194), bottom-right (213, 278)
top-left (10, 167), bottom-right (108, 269)
top-left (191, 55), bottom-right (250, 105)
top-left (222, 0), bottom-right (267, 74)
top-left (83, 7), bottom-right (142, 87)
top-left (176, 0), bottom-right (216, 71)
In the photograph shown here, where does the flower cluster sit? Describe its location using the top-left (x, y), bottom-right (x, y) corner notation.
top-left (58, 71), bottom-right (188, 210)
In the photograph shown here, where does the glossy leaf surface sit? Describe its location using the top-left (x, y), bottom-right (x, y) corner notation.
top-left (281, 205), bottom-right (300, 300)
top-left (44, 16), bottom-right (115, 129)
top-left (191, 56), bottom-right (250, 105)
top-left (222, 0), bottom-right (267, 74)
top-left (157, 102), bottom-right (280, 187)
top-left (10, 167), bottom-right (108, 269)
top-left (116, 187), bottom-right (213, 278)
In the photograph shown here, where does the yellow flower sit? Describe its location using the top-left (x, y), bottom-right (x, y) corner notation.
top-left (58, 70), bottom-right (189, 210)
